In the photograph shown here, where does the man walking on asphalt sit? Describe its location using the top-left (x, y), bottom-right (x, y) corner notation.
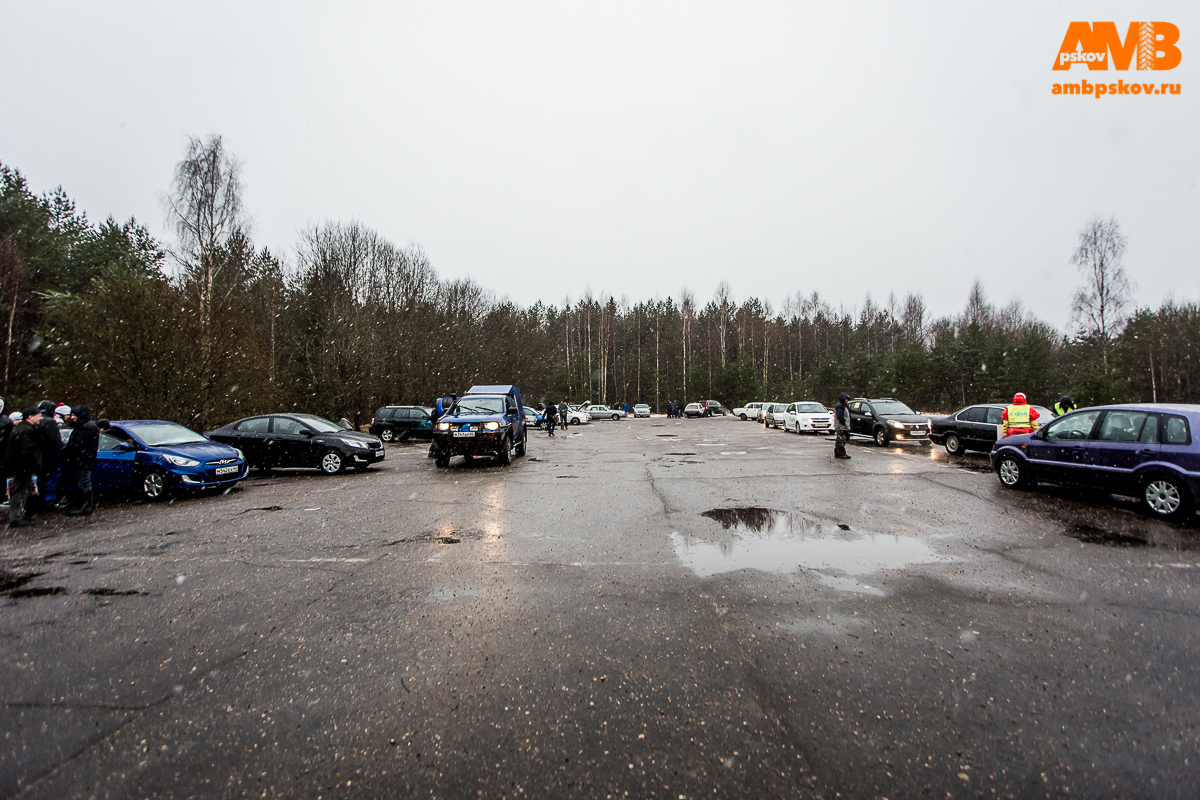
top-left (545, 402), bottom-right (557, 437)
top-left (63, 405), bottom-right (100, 516)
top-left (834, 393), bottom-right (852, 460)
top-left (5, 407), bottom-right (45, 527)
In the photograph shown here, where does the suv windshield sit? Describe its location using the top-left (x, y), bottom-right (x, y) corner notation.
top-left (456, 397), bottom-right (505, 415)
top-left (130, 423), bottom-right (208, 447)
top-left (871, 401), bottom-right (916, 415)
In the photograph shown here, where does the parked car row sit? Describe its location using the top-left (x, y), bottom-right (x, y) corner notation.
top-left (89, 412), bottom-right (387, 503)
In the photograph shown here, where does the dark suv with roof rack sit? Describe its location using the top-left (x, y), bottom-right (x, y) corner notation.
top-left (846, 397), bottom-right (932, 446)
top-left (369, 405), bottom-right (434, 442)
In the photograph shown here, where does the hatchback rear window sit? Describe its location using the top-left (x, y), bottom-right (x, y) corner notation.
top-left (1164, 415), bottom-right (1192, 445)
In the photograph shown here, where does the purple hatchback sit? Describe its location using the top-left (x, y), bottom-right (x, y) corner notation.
top-left (991, 404), bottom-right (1200, 521)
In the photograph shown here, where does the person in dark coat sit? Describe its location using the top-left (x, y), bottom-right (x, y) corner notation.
top-left (545, 401), bottom-right (557, 437)
top-left (7, 407), bottom-right (45, 526)
top-left (834, 393), bottom-right (852, 460)
top-left (62, 405), bottom-right (100, 516)
top-left (31, 400), bottom-right (63, 515)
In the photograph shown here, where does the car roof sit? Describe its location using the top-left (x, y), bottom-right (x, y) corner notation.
top-left (1083, 403), bottom-right (1200, 415)
top-left (116, 420), bottom-right (189, 427)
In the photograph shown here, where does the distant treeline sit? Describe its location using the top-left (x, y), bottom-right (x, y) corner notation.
top-left (1, 140), bottom-right (1196, 429)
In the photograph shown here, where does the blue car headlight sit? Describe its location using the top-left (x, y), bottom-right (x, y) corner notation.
top-left (164, 454), bottom-right (200, 467)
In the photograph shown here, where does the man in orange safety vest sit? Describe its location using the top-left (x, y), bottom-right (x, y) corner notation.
top-left (1001, 392), bottom-right (1040, 437)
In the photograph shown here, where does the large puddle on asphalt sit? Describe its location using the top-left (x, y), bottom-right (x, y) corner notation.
top-left (671, 507), bottom-right (948, 589)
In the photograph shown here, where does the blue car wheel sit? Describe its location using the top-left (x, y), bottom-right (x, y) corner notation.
top-left (140, 468), bottom-right (168, 501)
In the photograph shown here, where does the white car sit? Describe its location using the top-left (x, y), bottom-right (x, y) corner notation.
top-left (762, 403), bottom-right (789, 429)
top-left (564, 407), bottom-right (591, 425)
top-left (632, 404), bottom-right (651, 418)
top-left (782, 401), bottom-right (836, 434)
top-left (732, 402), bottom-right (765, 421)
top-left (584, 404), bottom-right (626, 421)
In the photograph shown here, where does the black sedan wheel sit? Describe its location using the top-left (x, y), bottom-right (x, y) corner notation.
top-left (140, 468), bottom-right (168, 501)
top-left (944, 433), bottom-right (964, 455)
top-left (1142, 474), bottom-right (1192, 521)
top-left (320, 450), bottom-right (345, 475)
top-left (379, 428), bottom-right (396, 442)
top-left (874, 427), bottom-right (889, 447)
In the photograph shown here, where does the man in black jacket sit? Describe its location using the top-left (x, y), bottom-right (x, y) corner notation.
top-left (63, 405), bottom-right (100, 516)
top-left (30, 400), bottom-right (63, 516)
top-left (834, 393), bottom-right (852, 460)
top-left (7, 407), bottom-right (45, 527)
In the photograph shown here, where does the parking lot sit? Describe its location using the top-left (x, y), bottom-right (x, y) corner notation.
top-left (3, 416), bottom-right (1199, 798)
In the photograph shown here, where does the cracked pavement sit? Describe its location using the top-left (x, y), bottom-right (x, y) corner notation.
top-left (2, 417), bottom-right (1199, 798)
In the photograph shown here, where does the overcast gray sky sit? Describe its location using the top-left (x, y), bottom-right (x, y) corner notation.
top-left (2, 1), bottom-right (1196, 328)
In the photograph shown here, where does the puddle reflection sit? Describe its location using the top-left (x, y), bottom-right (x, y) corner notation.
top-left (675, 507), bottom-right (948, 581)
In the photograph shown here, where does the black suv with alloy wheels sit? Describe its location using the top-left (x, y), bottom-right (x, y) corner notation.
top-left (369, 405), bottom-right (434, 442)
top-left (846, 398), bottom-right (932, 446)
top-left (206, 414), bottom-right (385, 474)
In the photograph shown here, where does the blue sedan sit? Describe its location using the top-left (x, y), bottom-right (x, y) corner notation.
top-left (94, 420), bottom-right (248, 500)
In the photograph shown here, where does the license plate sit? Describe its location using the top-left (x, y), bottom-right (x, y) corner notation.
top-left (452, 431), bottom-right (475, 438)
top-left (214, 465), bottom-right (239, 475)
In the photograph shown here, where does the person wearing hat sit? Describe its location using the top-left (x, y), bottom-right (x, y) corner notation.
top-left (62, 405), bottom-right (100, 516)
top-left (1054, 395), bottom-right (1076, 417)
top-left (4, 407), bottom-right (45, 527)
top-left (1001, 392), bottom-right (1041, 438)
top-left (31, 400), bottom-right (64, 515)
top-left (834, 392), bottom-right (852, 460)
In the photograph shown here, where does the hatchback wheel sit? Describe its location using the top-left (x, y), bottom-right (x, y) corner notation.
top-left (320, 450), bottom-right (344, 475)
top-left (1142, 474), bottom-right (1192, 521)
top-left (997, 454), bottom-right (1027, 489)
top-left (379, 428), bottom-right (396, 442)
top-left (944, 433), bottom-right (964, 455)
top-left (140, 468), bottom-right (168, 501)
top-left (874, 427), bottom-right (889, 447)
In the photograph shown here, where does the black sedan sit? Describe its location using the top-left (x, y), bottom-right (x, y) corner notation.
top-left (206, 414), bottom-right (385, 474)
top-left (931, 403), bottom-right (1054, 455)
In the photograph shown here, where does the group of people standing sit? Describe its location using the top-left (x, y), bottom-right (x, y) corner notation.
top-left (665, 401), bottom-right (684, 418)
top-left (0, 398), bottom-right (100, 528)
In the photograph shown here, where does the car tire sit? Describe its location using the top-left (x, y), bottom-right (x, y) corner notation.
top-left (571, 418), bottom-right (580, 425)
top-left (379, 428), bottom-right (396, 443)
top-left (435, 453), bottom-right (450, 468)
top-left (320, 450), bottom-right (345, 475)
top-left (739, 413), bottom-right (747, 421)
top-left (997, 454), bottom-right (1028, 489)
top-left (1141, 473), bottom-right (1193, 521)
top-left (139, 468), bottom-right (168, 501)
top-left (612, 414), bottom-right (620, 421)
top-left (874, 427), bottom-right (889, 447)
top-left (497, 435), bottom-right (512, 466)
top-left (944, 433), bottom-right (964, 455)
top-left (515, 435), bottom-right (526, 457)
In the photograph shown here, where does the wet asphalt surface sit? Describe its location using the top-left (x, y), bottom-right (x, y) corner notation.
top-left (2, 418), bottom-right (1199, 799)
